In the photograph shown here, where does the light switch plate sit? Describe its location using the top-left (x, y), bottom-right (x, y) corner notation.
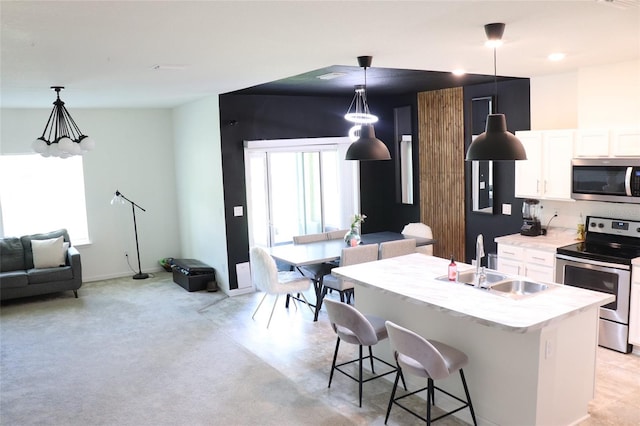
top-left (233, 206), bottom-right (243, 217)
top-left (502, 204), bottom-right (512, 215)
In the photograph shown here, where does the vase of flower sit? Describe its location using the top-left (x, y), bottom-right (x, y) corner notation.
top-left (344, 214), bottom-right (366, 246)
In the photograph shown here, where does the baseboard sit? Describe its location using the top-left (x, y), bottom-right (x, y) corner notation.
top-left (84, 267), bottom-right (164, 283)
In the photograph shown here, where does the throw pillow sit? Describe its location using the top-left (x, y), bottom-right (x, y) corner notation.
top-left (32, 236), bottom-right (66, 269)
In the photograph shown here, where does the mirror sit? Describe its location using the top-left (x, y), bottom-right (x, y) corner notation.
top-left (394, 106), bottom-right (414, 204)
top-left (471, 97), bottom-right (494, 214)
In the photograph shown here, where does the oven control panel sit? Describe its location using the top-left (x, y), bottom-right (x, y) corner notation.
top-left (587, 216), bottom-right (640, 237)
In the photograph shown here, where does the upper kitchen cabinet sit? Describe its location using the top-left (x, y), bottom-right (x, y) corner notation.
top-left (575, 129), bottom-right (611, 157)
top-left (575, 127), bottom-right (640, 157)
top-left (514, 130), bottom-right (575, 201)
top-left (612, 127), bottom-right (640, 156)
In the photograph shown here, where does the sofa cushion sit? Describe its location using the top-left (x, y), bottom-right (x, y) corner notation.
top-left (21, 229), bottom-right (70, 270)
top-left (27, 266), bottom-right (74, 284)
top-left (32, 237), bottom-right (66, 269)
top-left (0, 271), bottom-right (29, 288)
top-left (0, 237), bottom-right (26, 272)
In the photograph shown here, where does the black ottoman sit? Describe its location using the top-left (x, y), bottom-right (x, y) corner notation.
top-left (171, 259), bottom-right (217, 292)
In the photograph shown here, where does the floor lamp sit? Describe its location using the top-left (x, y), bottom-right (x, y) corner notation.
top-left (111, 190), bottom-right (149, 280)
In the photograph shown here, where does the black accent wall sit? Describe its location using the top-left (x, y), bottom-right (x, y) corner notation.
top-left (220, 79), bottom-right (529, 289)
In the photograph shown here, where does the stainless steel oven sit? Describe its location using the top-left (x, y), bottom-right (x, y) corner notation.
top-left (555, 255), bottom-right (631, 353)
top-left (555, 216), bottom-right (640, 354)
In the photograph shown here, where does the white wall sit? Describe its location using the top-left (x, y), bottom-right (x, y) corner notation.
top-left (529, 59), bottom-right (640, 229)
top-left (172, 96), bottom-right (230, 293)
top-left (0, 109), bottom-right (181, 281)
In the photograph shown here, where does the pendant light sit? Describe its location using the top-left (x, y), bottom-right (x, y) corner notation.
top-left (31, 86), bottom-right (95, 158)
top-left (465, 23), bottom-right (527, 161)
top-left (345, 56), bottom-right (391, 161)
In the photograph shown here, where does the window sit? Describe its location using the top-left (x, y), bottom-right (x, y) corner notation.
top-left (0, 154), bottom-right (90, 244)
top-left (244, 137), bottom-right (359, 247)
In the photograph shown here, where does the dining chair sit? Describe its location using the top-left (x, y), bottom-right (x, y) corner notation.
top-left (325, 229), bottom-right (349, 240)
top-left (249, 246), bottom-right (314, 328)
top-left (402, 222), bottom-right (434, 256)
top-left (379, 238), bottom-right (416, 259)
top-left (293, 232), bottom-right (328, 244)
top-left (321, 244), bottom-right (378, 304)
top-left (324, 299), bottom-right (403, 407)
top-left (384, 321), bottom-right (477, 425)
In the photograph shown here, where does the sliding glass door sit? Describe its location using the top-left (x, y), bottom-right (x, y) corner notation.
top-left (245, 137), bottom-right (358, 247)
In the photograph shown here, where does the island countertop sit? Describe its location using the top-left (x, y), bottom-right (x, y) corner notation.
top-left (332, 253), bottom-right (614, 333)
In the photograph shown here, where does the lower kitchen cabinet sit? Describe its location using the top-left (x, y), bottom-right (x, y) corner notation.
top-left (629, 264), bottom-right (640, 347)
top-left (497, 244), bottom-right (556, 283)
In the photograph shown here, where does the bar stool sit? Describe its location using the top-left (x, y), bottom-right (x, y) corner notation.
top-left (324, 299), bottom-right (403, 407)
top-left (384, 321), bottom-right (477, 425)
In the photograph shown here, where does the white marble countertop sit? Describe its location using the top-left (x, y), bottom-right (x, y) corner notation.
top-left (332, 253), bottom-right (614, 333)
top-left (494, 228), bottom-right (579, 251)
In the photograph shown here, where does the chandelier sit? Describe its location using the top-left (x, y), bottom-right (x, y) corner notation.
top-left (32, 86), bottom-right (95, 158)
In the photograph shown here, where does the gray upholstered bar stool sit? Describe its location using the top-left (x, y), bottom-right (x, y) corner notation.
top-left (324, 299), bottom-right (403, 407)
top-left (384, 321), bottom-right (477, 425)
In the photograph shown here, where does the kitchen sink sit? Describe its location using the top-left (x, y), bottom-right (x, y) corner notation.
top-left (489, 280), bottom-right (549, 296)
top-left (436, 269), bottom-right (553, 299)
top-left (436, 269), bottom-right (507, 285)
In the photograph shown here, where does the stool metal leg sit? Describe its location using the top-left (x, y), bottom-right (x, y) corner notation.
top-left (328, 337), bottom-right (341, 389)
top-left (368, 346), bottom-right (375, 373)
top-left (252, 293), bottom-right (269, 320)
top-left (358, 345), bottom-right (363, 407)
top-left (384, 368), bottom-right (402, 424)
top-left (460, 369), bottom-right (478, 426)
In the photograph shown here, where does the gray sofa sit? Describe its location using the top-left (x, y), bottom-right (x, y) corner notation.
top-left (0, 229), bottom-right (82, 301)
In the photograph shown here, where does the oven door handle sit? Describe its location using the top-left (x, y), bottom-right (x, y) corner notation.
top-left (555, 254), bottom-right (631, 271)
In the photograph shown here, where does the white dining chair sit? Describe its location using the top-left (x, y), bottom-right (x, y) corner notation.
top-left (402, 222), bottom-right (434, 255)
top-left (249, 246), bottom-right (314, 328)
top-left (379, 238), bottom-right (416, 259)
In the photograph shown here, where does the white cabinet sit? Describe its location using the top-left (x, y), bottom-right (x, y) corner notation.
top-left (574, 127), bottom-right (640, 157)
top-left (575, 129), bottom-right (610, 157)
top-left (497, 244), bottom-right (556, 283)
top-left (515, 130), bottom-right (574, 201)
top-left (629, 264), bottom-right (640, 347)
top-left (612, 127), bottom-right (640, 157)
top-left (497, 245), bottom-right (524, 275)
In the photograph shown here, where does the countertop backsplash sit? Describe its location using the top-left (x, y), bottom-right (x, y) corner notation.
top-left (537, 199), bottom-right (640, 230)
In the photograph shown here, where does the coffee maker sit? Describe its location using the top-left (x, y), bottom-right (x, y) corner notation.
top-left (520, 199), bottom-right (542, 236)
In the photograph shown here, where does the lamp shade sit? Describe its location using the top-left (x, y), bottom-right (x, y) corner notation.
top-left (465, 114), bottom-right (527, 161)
top-left (345, 124), bottom-right (391, 161)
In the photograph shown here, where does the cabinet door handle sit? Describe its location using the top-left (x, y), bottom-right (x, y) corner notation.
top-left (532, 256), bottom-right (546, 261)
top-left (536, 180), bottom-right (540, 192)
top-left (503, 251), bottom-right (516, 256)
top-left (544, 181), bottom-right (548, 193)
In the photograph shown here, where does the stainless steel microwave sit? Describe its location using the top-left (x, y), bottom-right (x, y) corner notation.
top-left (571, 158), bottom-right (640, 203)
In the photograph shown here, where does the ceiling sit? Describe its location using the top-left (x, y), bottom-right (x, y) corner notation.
top-left (1, 0), bottom-right (638, 109)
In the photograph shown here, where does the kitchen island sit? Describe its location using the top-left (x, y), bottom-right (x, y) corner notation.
top-left (332, 253), bottom-right (614, 426)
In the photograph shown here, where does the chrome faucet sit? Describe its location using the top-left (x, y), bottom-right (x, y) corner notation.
top-left (475, 234), bottom-right (487, 288)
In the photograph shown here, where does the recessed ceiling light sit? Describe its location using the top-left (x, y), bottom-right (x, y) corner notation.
top-left (452, 69), bottom-right (466, 76)
top-left (316, 72), bottom-right (347, 80)
top-left (548, 53), bottom-right (566, 61)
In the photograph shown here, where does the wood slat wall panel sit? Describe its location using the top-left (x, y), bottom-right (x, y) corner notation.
top-left (417, 88), bottom-right (465, 261)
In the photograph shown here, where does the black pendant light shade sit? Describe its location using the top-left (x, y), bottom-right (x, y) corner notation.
top-left (466, 114), bottom-right (527, 161)
top-left (345, 124), bottom-right (391, 161)
top-left (465, 22), bottom-right (527, 161)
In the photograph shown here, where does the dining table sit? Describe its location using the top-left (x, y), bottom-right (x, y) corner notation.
top-left (266, 231), bottom-right (436, 321)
